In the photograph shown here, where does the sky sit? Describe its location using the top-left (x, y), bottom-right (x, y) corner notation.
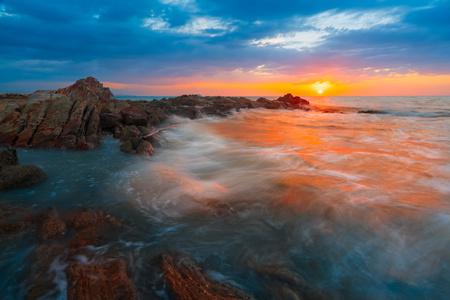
top-left (0, 0), bottom-right (449, 96)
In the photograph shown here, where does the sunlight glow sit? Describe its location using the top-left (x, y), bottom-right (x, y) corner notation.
top-left (318, 90), bottom-right (323, 94)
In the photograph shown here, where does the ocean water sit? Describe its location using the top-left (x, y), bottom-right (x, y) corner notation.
top-left (1, 96), bottom-right (449, 299)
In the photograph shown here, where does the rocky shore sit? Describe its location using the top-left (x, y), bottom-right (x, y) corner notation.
top-left (0, 77), bottom-right (321, 299)
top-left (0, 77), bottom-right (310, 156)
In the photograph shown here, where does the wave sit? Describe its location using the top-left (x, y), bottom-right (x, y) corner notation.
top-left (358, 109), bottom-right (450, 118)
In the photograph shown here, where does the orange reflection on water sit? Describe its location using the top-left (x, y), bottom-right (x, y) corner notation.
top-left (207, 109), bottom-right (449, 212)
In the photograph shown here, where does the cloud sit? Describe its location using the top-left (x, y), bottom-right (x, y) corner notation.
top-left (0, 0), bottom-right (448, 95)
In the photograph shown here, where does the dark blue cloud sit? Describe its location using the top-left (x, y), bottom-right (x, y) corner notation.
top-left (0, 0), bottom-right (448, 92)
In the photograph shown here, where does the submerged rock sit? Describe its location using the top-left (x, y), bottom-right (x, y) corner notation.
top-left (38, 208), bottom-right (67, 241)
top-left (158, 253), bottom-right (254, 300)
top-left (0, 148), bottom-right (46, 190)
top-left (66, 257), bottom-right (136, 300)
top-left (252, 265), bottom-right (326, 300)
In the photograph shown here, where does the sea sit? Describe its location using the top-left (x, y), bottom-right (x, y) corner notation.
top-left (1, 96), bottom-right (449, 299)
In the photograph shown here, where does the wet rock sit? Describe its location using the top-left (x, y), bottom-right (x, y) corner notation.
top-left (198, 198), bottom-right (235, 217)
top-left (25, 243), bottom-right (66, 300)
top-left (265, 101), bottom-right (283, 109)
top-left (120, 140), bottom-right (133, 153)
top-left (66, 257), bottom-right (136, 300)
top-left (277, 94), bottom-right (310, 108)
top-left (136, 140), bottom-right (154, 156)
top-left (0, 147), bottom-right (18, 166)
top-left (175, 107), bottom-right (204, 119)
top-left (0, 148), bottom-right (47, 190)
top-left (70, 209), bottom-right (121, 230)
top-left (158, 253), bottom-right (254, 300)
top-left (0, 220), bottom-right (30, 235)
top-left (119, 125), bottom-right (139, 141)
top-left (252, 265), bottom-right (325, 300)
top-left (38, 208), bottom-right (67, 241)
top-left (256, 97), bottom-right (270, 104)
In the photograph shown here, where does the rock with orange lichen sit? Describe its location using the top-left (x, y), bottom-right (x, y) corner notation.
top-left (66, 257), bottom-right (136, 300)
top-left (158, 253), bottom-right (254, 300)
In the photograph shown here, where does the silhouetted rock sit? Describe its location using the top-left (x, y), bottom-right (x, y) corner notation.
top-left (158, 253), bottom-right (254, 300)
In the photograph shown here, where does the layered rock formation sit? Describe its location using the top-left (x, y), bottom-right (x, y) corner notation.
top-left (0, 77), bottom-right (311, 155)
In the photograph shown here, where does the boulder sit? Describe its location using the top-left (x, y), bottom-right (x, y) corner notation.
top-left (265, 101), bottom-right (283, 109)
top-left (158, 253), bottom-right (254, 300)
top-left (136, 140), bottom-right (154, 156)
top-left (0, 148), bottom-right (47, 190)
top-left (120, 106), bottom-right (148, 126)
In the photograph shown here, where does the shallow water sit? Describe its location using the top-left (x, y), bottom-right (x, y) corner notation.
top-left (1, 96), bottom-right (449, 299)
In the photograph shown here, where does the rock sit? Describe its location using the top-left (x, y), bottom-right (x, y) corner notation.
top-left (136, 140), bottom-right (154, 156)
top-left (66, 257), bottom-right (136, 300)
top-left (119, 125), bottom-right (139, 141)
top-left (56, 76), bottom-right (115, 103)
top-left (25, 243), bottom-right (66, 300)
top-left (120, 106), bottom-right (148, 126)
top-left (120, 140), bottom-right (133, 153)
top-left (158, 253), bottom-right (254, 300)
top-left (265, 101), bottom-right (283, 109)
top-left (100, 112), bottom-right (121, 129)
top-left (175, 107), bottom-right (204, 119)
top-left (252, 265), bottom-right (325, 300)
top-left (256, 97), bottom-right (270, 103)
top-left (0, 156), bottom-right (47, 189)
top-left (0, 147), bottom-right (18, 166)
top-left (38, 208), bottom-right (67, 241)
top-left (70, 209), bottom-right (121, 229)
top-left (277, 94), bottom-right (310, 108)
top-left (198, 198), bottom-right (235, 217)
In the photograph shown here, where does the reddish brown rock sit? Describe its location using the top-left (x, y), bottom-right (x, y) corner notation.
top-left (66, 258), bottom-right (136, 300)
top-left (70, 209), bottom-right (121, 230)
top-left (25, 243), bottom-right (66, 300)
top-left (159, 253), bottom-right (254, 300)
top-left (38, 208), bottom-right (67, 241)
top-left (56, 76), bottom-right (115, 103)
top-left (136, 140), bottom-right (154, 156)
top-left (120, 106), bottom-right (148, 126)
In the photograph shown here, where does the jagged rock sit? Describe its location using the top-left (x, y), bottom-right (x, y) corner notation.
top-left (277, 94), bottom-right (310, 108)
top-left (161, 254), bottom-right (254, 299)
top-left (66, 257), bottom-right (136, 300)
top-left (158, 253), bottom-right (254, 300)
top-left (56, 76), bottom-right (114, 103)
top-left (256, 97), bottom-right (270, 103)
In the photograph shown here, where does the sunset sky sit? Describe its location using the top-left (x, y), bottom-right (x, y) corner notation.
top-left (1, 0), bottom-right (449, 96)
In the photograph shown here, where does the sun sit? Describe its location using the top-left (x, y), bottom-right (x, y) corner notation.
top-left (318, 90), bottom-right (323, 94)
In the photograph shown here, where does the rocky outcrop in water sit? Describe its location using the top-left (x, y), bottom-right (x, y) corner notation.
top-left (0, 148), bottom-right (46, 190)
top-left (158, 253), bottom-right (255, 300)
top-left (0, 77), bottom-right (311, 156)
